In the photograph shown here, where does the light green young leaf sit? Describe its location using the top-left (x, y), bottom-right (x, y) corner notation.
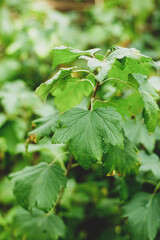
top-left (53, 107), bottom-right (124, 169)
top-left (123, 192), bottom-right (160, 240)
top-left (9, 162), bottom-right (67, 212)
top-left (28, 113), bottom-right (59, 142)
top-left (93, 97), bottom-right (131, 119)
top-left (14, 208), bottom-right (65, 240)
top-left (139, 150), bottom-right (160, 179)
top-left (53, 79), bottom-right (92, 112)
top-left (133, 74), bottom-right (159, 133)
top-left (35, 67), bottom-right (74, 102)
top-left (52, 45), bottom-right (100, 69)
top-left (124, 58), bottom-right (149, 75)
top-left (108, 60), bottom-right (129, 82)
top-left (108, 58), bottom-right (148, 85)
top-left (102, 137), bottom-right (139, 175)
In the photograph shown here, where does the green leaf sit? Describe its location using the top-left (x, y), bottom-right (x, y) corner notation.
top-left (0, 113), bottom-right (7, 128)
top-left (139, 150), bottom-right (160, 179)
top-left (107, 46), bottom-right (153, 63)
top-left (108, 58), bottom-right (148, 85)
top-left (126, 92), bottom-right (144, 115)
top-left (35, 67), bottom-right (74, 102)
top-left (9, 162), bottom-right (67, 212)
top-left (102, 137), bottom-right (139, 175)
top-left (108, 60), bottom-right (129, 82)
top-left (133, 74), bottom-right (159, 133)
top-left (93, 97), bottom-right (131, 119)
top-left (123, 117), bottom-right (156, 153)
top-left (14, 208), bottom-right (65, 240)
top-left (80, 56), bottom-right (112, 82)
top-left (53, 107), bottom-right (124, 169)
top-left (124, 58), bottom-right (148, 75)
top-left (123, 192), bottom-right (160, 240)
top-left (28, 114), bottom-right (59, 142)
top-left (53, 78), bottom-right (93, 112)
top-left (52, 46), bottom-right (100, 69)
top-left (149, 76), bottom-right (160, 92)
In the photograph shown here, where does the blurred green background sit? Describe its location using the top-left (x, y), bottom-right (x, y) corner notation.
top-left (0, 0), bottom-right (160, 239)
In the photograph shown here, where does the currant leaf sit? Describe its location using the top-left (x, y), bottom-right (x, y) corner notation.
top-left (102, 137), bottom-right (139, 175)
top-left (28, 113), bottom-right (59, 142)
top-left (123, 192), bottom-right (160, 240)
top-left (14, 208), bottom-right (65, 240)
top-left (53, 107), bottom-right (124, 169)
top-left (9, 162), bottom-right (67, 212)
top-left (53, 79), bottom-right (93, 112)
top-left (133, 74), bottom-right (159, 133)
top-left (35, 67), bottom-right (74, 102)
top-left (52, 46), bottom-right (100, 69)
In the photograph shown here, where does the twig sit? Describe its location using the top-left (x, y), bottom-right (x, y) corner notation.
top-left (88, 81), bottom-right (99, 110)
top-left (54, 156), bottom-right (74, 213)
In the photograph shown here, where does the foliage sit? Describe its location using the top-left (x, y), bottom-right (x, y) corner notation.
top-left (5, 44), bottom-right (159, 240)
top-left (1, 1), bottom-right (160, 240)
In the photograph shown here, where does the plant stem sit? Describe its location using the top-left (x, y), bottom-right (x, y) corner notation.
top-left (54, 156), bottom-right (73, 213)
top-left (79, 79), bottom-right (95, 90)
top-left (55, 80), bottom-right (100, 213)
top-left (147, 181), bottom-right (160, 207)
top-left (103, 49), bottom-right (111, 60)
top-left (66, 156), bottom-right (74, 176)
top-left (99, 77), bottom-right (141, 95)
top-left (153, 181), bottom-right (160, 195)
top-left (88, 81), bottom-right (99, 110)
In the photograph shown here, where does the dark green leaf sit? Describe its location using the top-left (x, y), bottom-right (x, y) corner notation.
top-left (14, 208), bottom-right (65, 240)
top-left (53, 107), bottom-right (123, 169)
top-left (28, 114), bottom-right (59, 142)
top-left (9, 162), bottom-right (67, 212)
top-left (133, 74), bottom-right (159, 133)
top-left (102, 137), bottom-right (139, 175)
